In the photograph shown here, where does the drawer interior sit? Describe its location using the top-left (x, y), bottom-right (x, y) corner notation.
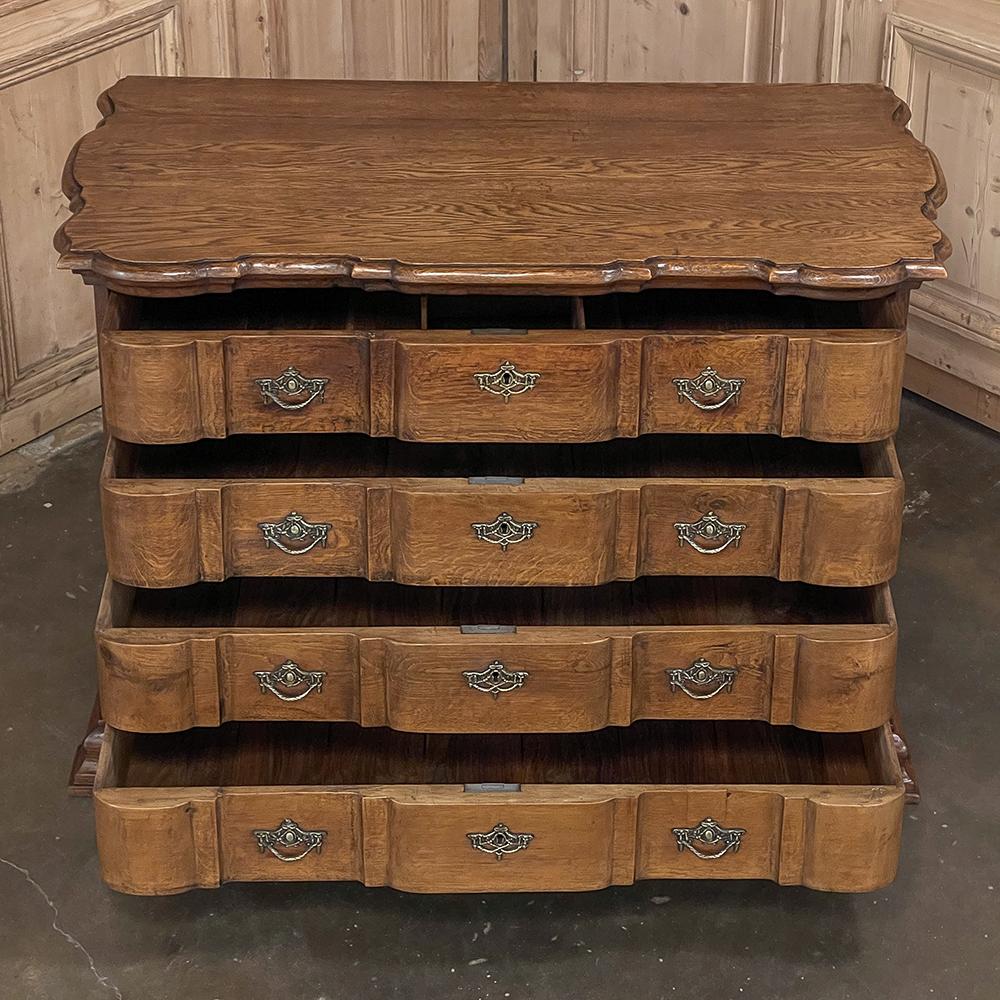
top-left (111, 433), bottom-right (888, 480)
top-left (105, 721), bottom-right (898, 788)
top-left (120, 577), bottom-right (892, 629)
top-left (122, 287), bottom-right (902, 333)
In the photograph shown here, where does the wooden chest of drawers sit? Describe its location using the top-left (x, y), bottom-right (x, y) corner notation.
top-left (58, 77), bottom-right (946, 895)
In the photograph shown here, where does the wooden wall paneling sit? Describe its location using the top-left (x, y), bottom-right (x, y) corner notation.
top-left (886, 5), bottom-right (1000, 420)
top-left (772, 0), bottom-right (890, 84)
top-left (508, 0), bottom-right (777, 83)
top-left (235, 0), bottom-right (502, 81)
top-left (0, 0), bottom-right (234, 455)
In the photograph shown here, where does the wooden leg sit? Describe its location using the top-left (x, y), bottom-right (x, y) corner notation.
top-left (68, 696), bottom-right (105, 797)
top-left (891, 712), bottom-right (920, 805)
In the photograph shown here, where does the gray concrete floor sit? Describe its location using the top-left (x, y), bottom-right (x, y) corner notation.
top-left (1, 393), bottom-right (997, 1000)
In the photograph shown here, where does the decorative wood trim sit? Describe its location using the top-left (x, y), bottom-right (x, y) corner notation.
top-left (57, 249), bottom-right (950, 299)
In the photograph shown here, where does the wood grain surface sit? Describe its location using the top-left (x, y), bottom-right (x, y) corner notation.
top-left (95, 577), bottom-right (897, 734)
top-left (100, 434), bottom-right (904, 588)
top-left (98, 286), bottom-right (908, 444)
top-left (92, 721), bottom-right (905, 894)
top-left (57, 78), bottom-right (948, 297)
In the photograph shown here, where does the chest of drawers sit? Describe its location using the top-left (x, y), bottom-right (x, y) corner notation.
top-left (59, 77), bottom-right (946, 895)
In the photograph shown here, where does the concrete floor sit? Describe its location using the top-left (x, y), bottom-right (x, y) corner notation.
top-left (1, 393), bottom-right (997, 1000)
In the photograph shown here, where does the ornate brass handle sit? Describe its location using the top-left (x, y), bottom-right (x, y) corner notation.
top-left (474, 361), bottom-right (540, 400)
top-left (258, 512), bottom-right (331, 555)
top-left (255, 366), bottom-right (329, 410)
top-left (667, 658), bottom-right (737, 700)
top-left (673, 366), bottom-right (744, 411)
top-left (253, 818), bottom-right (326, 862)
top-left (467, 823), bottom-right (534, 860)
top-left (674, 511), bottom-right (746, 554)
top-left (255, 659), bottom-right (326, 702)
top-left (463, 660), bottom-right (529, 698)
top-left (471, 512), bottom-right (538, 551)
top-left (672, 818), bottom-right (746, 860)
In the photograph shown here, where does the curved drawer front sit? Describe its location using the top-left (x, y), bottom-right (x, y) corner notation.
top-left (101, 477), bottom-right (902, 588)
top-left (94, 779), bottom-right (904, 896)
top-left (100, 327), bottom-right (904, 444)
top-left (96, 579), bottom-right (897, 734)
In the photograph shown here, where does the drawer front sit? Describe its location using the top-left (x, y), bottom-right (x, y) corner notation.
top-left (641, 335), bottom-right (783, 434)
top-left (96, 625), bottom-right (896, 734)
top-left (369, 798), bottom-right (624, 892)
top-left (96, 782), bottom-right (903, 894)
top-left (102, 478), bottom-right (900, 588)
top-left (633, 632), bottom-right (773, 721)
top-left (219, 792), bottom-right (362, 883)
top-left (225, 336), bottom-right (369, 434)
top-left (395, 341), bottom-right (629, 442)
top-left (635, 788), bottom-right (904, 892)
top-left (386, 489), bottom-right (622, 586)
top-left (373, 639), bottom-right (618, 732)
top-left (640, 485), bottom-right (782, 577)
top-left (100, 328), bottom-right (904, 444)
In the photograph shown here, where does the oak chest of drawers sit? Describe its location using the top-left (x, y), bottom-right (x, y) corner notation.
top-left (58, 77), bottom-right (947, 895)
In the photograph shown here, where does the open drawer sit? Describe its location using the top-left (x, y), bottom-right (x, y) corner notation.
top-left (96, 577), bottom-right (896, 734)
top-left (93, 720), bottom-right (906, 895)
top-left (99, 286), bottom-right (907, 445)
top-left (101, 434), bottom-right (904, 588)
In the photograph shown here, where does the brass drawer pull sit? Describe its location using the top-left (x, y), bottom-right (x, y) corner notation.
top-left (255, 659), bottom-right (326, 702)
top-left (667, 658), bottom-right (737, 700)
top-left (255, 366), bottom-right (329, 410)
top-left (253, 818), bottom-right (326, 862)
top-left (672, 818), bottom-right (746, 860)
top-left (258, 512), bottom-right (331, 554)
top-left (674, 511), bottom-right (746, 554)
top-left (673, 366), bottom-right (744, 411)
top-left (474, 361), bottom-right (540, 400)
top-left (463, 659), bottom-right (529, 698)
top-left (467, 823), bottom-right (534, 860)
top-left (472, 512), bottom-right (538, 551)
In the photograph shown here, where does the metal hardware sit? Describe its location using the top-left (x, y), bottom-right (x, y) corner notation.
top-left (667, 658), bottom-right (738, 700)
top-left (460, 625), bottom-right (518, 635)
top-left (467, 822), bottom-right (534, 860)
top-left (255, 366), bottom-right (329, 410)
top-left (674, 511), bottom-right (746, 555)
top-left (672, 818), bottom-right (746, 860)
top-left (253, 818), bottom-right (326, 862)
top-left (463, 659), bottom-right (529, 698)
top-left (672, 366), bottom-right (745, 411)
top-left (255, 659), bottom-right (326, 702)
top-left (258, 512), bottom-right (331, 555)
top-left (473, 361), bottom-right (540, 400)
top-left (464, 783), bottom-right (522, 793)
top-left (472, 512), bottom-right (538, 551)
top-left (468, 476), bottom-right (525, 485)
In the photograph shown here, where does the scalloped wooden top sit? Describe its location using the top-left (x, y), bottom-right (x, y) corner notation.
top-left (57, 77), bottom-right (949, 298)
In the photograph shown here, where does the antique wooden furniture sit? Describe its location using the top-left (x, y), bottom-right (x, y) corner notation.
top-left (58, 77), bottom-right (947, 895)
